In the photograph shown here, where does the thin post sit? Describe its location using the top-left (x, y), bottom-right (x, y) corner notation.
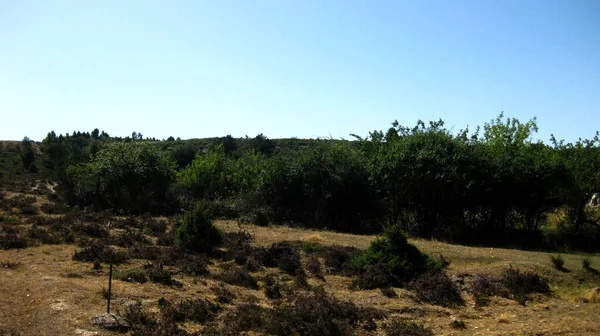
top-left (106, 221), bottom-right (113, 314)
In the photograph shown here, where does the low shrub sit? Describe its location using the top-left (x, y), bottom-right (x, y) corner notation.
top-left (28, 225), bottom-right (61, 245)
top-left (239, 209), bottom-right (269, 226)
top-left (113, 229), bottom-right (150, 247)
top-left (470, 274), bottom-right (502, 306)
top-left (215, 267), bottom-right (258, 289)
top-left (4, 195), bottom-right (38, 215)
top-left (582, 257), bottom-right (592, 270)
top-left (146, 265), bottom-right (180, 287)
top-left (156, 231), bottom-right (175, 246)
top-left (380, 286), bottom-right (397, 298)
top-left (219, 303), bottom-right (271, 334)
top-left (211, 284), bottom-right (236, 304)
top-left (177, 254), bottom-right (210, 276)
top-left (123, 301), bottom-right (160, 336)
top-left (0, 233), bottom-right (27, 250)
top-left (72, 222), bottom-right (109, 238)
top-left (264, 242), bottom-right (302, 275)
top-left (176, 203), bottom-right (223, 253)
top-left (470, 267), bottom-right (550, 305)
top-left (1, 261), bottom-right (22, 269)
top-left (386, 320), bottom-right (434, 336)
top-left (306, 255), bottom-right (325, 281)
top-left (266, 290), bottom-right (364, 336)
top-left (114, 269), bottom-right (148, 283)
top-left (353, 262), bottom-right (394, 289)
top-left (263, 274), bottom-right (283, 300)
top-left (167, 298), bottom-right (221, 323)
top-left (409, 271), bottom-right (464, 307)
top-left (139, 215), bottom-right (168, 235)
top-left (127, 245), bottom-right (162, 261)
top-left (72, 241), bottom-right (128, 264)
top-left (40, 201), bottom-right (66, 214)
top-left (550, 255), bottom-right (566, 271)
top-left (498, 266), bottom-right (550, 305)
top-left (450, 319), bottom-right (467, 329)
top-left (294, 268), bottom-right (310, 289)
top-left (321, 245), bottom-right (361, 275)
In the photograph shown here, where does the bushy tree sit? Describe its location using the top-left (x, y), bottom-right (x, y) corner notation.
top-left (352, 225), bottom-right (440, 286)
top-left (252, 141), bottom-right (382, 233)
top-left (66, 142), bottom-right (176, 213)
top-left (176, 202), bottom-right (223, 253)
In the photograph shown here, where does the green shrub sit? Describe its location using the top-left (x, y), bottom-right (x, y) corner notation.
top-left (114, 269), bottom-right (148, 283)
top-left (175, 203), bottom-right (223, 253)
top-left (146, 265), bottom-right (180, 287)
top-left (351, 225), bottom-right (440, 287)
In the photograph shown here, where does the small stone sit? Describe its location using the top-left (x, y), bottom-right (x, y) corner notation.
top-left (90, 313), bottom-right (130, 331)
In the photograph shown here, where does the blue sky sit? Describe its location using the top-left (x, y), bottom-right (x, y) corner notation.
top-left (1, 0), bottom-right (598, 143)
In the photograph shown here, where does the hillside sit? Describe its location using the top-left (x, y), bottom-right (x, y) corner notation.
top-left (1, 186), bottom-right (600, 335)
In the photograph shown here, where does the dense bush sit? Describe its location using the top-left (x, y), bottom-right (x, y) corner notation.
top-left (250, 141), bottom-right (384, 233)
top-left (66, 142), bottom-right (176, 214)
top-left (351, 225), bottom-right (440, 287)
top-left (175, 203), bottom-right (223, 253)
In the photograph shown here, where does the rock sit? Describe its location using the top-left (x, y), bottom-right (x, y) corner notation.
top-left (90, 313), bottom-right (130, 331)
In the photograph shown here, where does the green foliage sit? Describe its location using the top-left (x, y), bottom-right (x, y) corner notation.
top-left (351, 225), bottom-right (440, 287)
top-left (66, 142), bottom-right (176, 214)
top-left (175, 203), bottom-right (223, 253)
top-left (20, 137), bottom-right (36, 173)
top-left (252, 141), bottom-right (383, 233)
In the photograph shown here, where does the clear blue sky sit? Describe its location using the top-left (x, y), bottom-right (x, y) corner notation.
top-left (1, 0), bottom-right (598, 143)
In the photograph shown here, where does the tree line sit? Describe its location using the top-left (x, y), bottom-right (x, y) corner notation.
top-left (21, 113), bottom-right (600, 251)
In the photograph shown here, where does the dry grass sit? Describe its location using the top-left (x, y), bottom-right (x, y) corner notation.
top-left (2, 209), bottom-right (600, 335)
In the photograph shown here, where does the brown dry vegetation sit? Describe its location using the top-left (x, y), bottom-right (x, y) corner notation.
top-left (2, 191), bottom-right (600, 335)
